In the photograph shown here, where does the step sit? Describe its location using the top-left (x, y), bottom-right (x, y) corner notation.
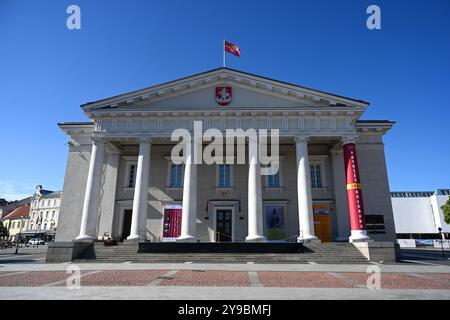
top-left (74, 242), bottom-right (368, 264)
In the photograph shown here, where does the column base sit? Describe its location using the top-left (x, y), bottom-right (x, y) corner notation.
top-left (126, 234), bottom-right (140, 241)
top-left (176, 235), bottom-right (197, 242)
top-left (75, 234), bottom-right (96, 241)
top-left (349, 230), bottom-right (372, 243)
top-left (297, 235), bottom-right (321, 243)
top-left (245, 235), bottom-right (267, 242)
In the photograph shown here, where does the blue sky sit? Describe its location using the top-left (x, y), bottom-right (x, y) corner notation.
top-left (0, 0), bottom-right (449, 200)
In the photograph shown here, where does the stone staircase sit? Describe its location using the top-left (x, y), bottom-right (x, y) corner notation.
top-left (73, 242), bottom-right (369, 264)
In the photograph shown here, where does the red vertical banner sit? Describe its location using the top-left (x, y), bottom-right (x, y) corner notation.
top-left (343, 143), bottom-right (367, 232)
top-left (163, 206), bottom-right (182, 240)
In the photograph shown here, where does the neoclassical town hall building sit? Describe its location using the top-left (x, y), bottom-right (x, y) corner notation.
top-left (48, 68), bottom-right (397, 262)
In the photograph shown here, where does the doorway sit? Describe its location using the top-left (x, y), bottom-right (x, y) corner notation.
top-left (122, 209), bottom-right (132, 241)
top-left (215, 209), bottom-right (233, 242)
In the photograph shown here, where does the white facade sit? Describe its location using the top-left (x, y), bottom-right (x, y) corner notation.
top-left (391, 190), bottom-right (450, 237)
top-left (55, 68), bottom-right (397, 244)
top-left (25, 186), bottom-right (62, 240)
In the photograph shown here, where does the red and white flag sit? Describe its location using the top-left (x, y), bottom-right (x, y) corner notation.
top-left (224, 41), bottom-right (241, 57)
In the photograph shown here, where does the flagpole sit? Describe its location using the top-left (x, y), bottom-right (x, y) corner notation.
top-left (223, 39), bottom-right (226, 67)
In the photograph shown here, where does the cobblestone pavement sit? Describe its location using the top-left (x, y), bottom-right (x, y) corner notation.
top-left (1, 269), bottom-right (450, 290)
top-left (1, 248), bottom-right (450, 299)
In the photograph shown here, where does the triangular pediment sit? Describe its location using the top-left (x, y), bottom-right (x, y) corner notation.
top-left (82, 68), bottom-right (368, 115)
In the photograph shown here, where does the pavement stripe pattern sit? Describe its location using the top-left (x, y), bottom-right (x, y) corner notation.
top-left (0, 271), bottom-right (450, 289)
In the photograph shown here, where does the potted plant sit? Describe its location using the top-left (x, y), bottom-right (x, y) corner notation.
top-left (102, 232), bottom-right (116, 246)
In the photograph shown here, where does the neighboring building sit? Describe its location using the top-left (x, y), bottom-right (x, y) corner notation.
top-left (1, 204), bottom-right (30, 241)
top-left (22, 186), bottom-right (62, 242)
top-left (391, 189), bottom-right (450, 239)
top-left (0, 198), bottom-right (9, 207)
top-left (0, 197), bottom-right (32, 220)
top-left (52, 67), bottom-right (397, 257)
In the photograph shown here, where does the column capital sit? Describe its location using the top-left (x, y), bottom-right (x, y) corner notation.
top-left (341, 135), bottom-right (358, 145)
top-left (294, 135), bottom-right (310, 144)
top-left (137, 137), bottom-right (152, 143)
top-left (90, 136), bottom-right (106, 144)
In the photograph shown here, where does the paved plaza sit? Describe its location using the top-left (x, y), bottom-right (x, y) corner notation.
top-left (1, 247), bottom-right (450, 299)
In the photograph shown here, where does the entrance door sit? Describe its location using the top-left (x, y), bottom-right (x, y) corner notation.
top-left (216, 209), bottom-right (232, 242)
top-left (122, 209), bottom-right (132, 241)
top-left (313, 204), bottom-right (331, 242)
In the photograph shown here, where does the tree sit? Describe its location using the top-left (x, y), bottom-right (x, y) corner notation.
top-left (0, 221), bottom-right (9, 238)
top-left (442, 196), bottom-right (450, 225)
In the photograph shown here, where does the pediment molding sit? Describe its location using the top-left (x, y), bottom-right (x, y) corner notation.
top-left (82, 68), bottom-right (369, 115)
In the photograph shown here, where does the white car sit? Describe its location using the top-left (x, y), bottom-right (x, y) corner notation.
top-left (28, 238), bottom-right (45, 245)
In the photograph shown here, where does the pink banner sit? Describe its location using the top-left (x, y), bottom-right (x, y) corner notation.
top-left (343, 143), bottom-right (367, 231)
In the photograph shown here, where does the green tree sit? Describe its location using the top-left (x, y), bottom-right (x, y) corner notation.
top-left (442, 196), bottom-right (450, 225)
top-left (0, 221), bottom-right (9, 238)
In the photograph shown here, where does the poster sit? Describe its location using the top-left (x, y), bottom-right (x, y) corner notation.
top-left (162, 204), bottom-right (182, 242)
top-left (265, 206), bottom-right (286, 241)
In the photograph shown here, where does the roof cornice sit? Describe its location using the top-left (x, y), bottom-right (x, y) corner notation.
top-left (81, 68), bottom-right (369, 112)
top-left (356, 120), bottom-right (395, 134)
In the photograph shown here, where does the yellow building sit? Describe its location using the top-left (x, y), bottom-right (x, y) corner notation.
top-left (1, 204), bottom-right (30, 242)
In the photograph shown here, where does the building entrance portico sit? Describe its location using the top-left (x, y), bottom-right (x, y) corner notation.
top-left (50, 67), bottom-right (398, 262)
top-left (76, 135), bottom-right (376, 245)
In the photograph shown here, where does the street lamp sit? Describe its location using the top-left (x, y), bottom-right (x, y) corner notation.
top-left (438, 227), bottom-right (445, 260)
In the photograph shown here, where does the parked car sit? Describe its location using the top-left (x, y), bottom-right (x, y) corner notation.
top-left (28, 238), bottom-right (45, 245)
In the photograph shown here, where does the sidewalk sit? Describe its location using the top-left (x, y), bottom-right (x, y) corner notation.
top-left (2, 286), bottom-right (450, 300)
top-left (1, 261), bottom-right (450, 300)
top-left (1, 261), bottom-right (450, 273)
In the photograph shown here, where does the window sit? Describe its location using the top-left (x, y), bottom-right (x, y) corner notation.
top-left (52, 211), bottom-right (55, 218)
top-left (310, 164), bottom-right (322, 188)
top-left (365, 215), bottom-right (386, 234)
top-left (45, 211), bottom-right (49, 219)
top-left (127, 164), bottom-right (136, 188)
top-left (267, 171), bottom-right (280, 188)
top-left (170, 164), bottom-right (184, 188)
top-left (218, 164), bottom-right (232, 188)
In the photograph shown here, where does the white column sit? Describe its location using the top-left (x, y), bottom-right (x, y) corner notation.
top-left (76, 138), bottom-right (105, 240)
top-left (127, 138), bottom-right (151, 241)
top-left (246, 136), bottom-right (266, 242)
top-left (295, 136), bottom-right (318, 242)
top-left (177, 138), bottom-right (198, 242)
top-left (98, 143), bottom-right (121, 239)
